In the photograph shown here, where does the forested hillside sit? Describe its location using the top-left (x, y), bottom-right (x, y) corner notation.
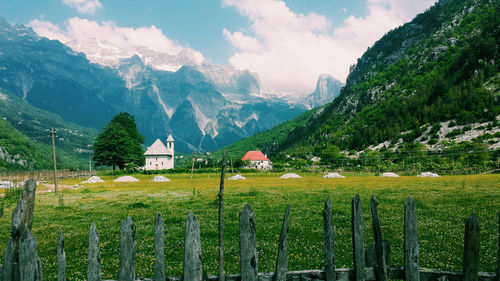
top-left (222, 0), bottom-right (500, 172)
top-left (0, 118), bottom-right (53, 171)
top-left (0, 88), bottom-right (97, 171)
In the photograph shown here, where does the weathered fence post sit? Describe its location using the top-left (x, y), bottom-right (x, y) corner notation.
top-left (274, 204), bottom-right (290, 281)
top-left (352, 195), bottom-right (365, 281)
top-left (119, 216), bottom-right (136, 281)
top-left (154, 212), bottom-right (165, 281)
top-left (371, 195), bottom-right (387, 281)
top-left (14, 180), bottom-right (36, 231)
top-left (88, 222), bottom-right (101, 281)
top-left (2, 179), bottom-right (37, 281)
top-left (463, 213), bottom-right (480, 281)
top-left (365, 241), bottom-right (390, 268)
top-left (404, 197), bottom-right (419, 281)
top-left (57, 229), bottom-right (66, 281)
top-left (2, 239), bottom-right (18, 281)
top-left (19, 230), bottom-right (42, 281)
top-left (219, 150), bottom-right (227, 281)
top-left (240, 204), bottom-right (258, 281)
top-left (323, 196), bottom-right (336, 281)
top-left (184, 211), bottom-right (202, 281)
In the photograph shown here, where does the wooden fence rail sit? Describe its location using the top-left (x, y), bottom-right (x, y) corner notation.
top-left (0, 181), bottom-right (498, 281)
top-left (0, 170), bottom-right (95, 182)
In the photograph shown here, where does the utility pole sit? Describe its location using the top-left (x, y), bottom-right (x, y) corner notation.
top-left (51, 127), bottom-right (58, 194)
top-left (190, 151), bottom-right (196, 179)
top-left (218, 150), bottom-right (226, 281)
top-left (229, 153), bottom-right (234, 175)
top-left (89, 158), bottom-right (92, 173)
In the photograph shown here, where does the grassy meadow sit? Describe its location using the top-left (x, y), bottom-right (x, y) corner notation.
top-left (0, 172), bottom-right (499, 280)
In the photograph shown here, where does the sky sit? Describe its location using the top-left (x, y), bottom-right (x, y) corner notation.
top-left (0, 0), bottom-right (436, 96)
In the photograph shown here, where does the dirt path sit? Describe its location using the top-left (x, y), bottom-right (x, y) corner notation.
top-left (0, 184), bottom-right (76, 198)
top-left (39, 184), bottom-right (76, 194)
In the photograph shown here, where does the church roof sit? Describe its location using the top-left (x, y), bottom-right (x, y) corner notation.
top-left (144, 139), bottom-right (171, 156)
top-left (241, 151), bottom-right (269, 161)
top-left (166, 134), bottom-right (174, 142)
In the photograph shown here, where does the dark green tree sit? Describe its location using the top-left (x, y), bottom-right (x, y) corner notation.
top-left (93, 112), bottom-right (145, 170)
top-left (110, 112), bottom-right (145, 144)
top-left (320, 144), bottom-right (342, 165)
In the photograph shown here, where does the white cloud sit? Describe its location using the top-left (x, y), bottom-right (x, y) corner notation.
top-left (27, 19), bottom-right (72, 43)
top-left (223, 0), bottom-right (435, 95)
top-left (62, 0), bottom-right (102, 14)
top-left (223, 28), bottom-right (263, 53)
top-left (28, 17), bottom-right (205, 71)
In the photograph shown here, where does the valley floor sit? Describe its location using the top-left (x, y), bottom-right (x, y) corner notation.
top-left (0, 173), bottom-right (498, 280)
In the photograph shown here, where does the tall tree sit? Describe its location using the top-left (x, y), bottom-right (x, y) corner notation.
top-left (93, 113), bottom-right (145, 170)
top-left (111, 112), bottom-right (145, 144)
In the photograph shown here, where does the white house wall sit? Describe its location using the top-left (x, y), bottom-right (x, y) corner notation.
top-left (145, 155), bottom-right (174, 170)
top-left (248, 160), bottom-right (272, 170)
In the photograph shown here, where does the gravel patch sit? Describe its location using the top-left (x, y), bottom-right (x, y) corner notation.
top-left (0, 181), bottom-right (15, 188)
top-left (417, 172), bottom-right (440, 177)
top-left (279, 173), bottom-right (302, 179)
top-left (152, 175), bottom-right (171, 182)
top-left (113, 176), bottom-right (139, 182)
top-left (228, 174), bottom-right (246, 180)
top-left (82, 176), bottom-right (104, 184)
top-left (322, 172), bottom-right (345, 178)
top-left (380, 172), bottom-right (400, 177)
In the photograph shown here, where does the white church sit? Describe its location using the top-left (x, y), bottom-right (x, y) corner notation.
top-left (144, 135), bottom-right (174, 170)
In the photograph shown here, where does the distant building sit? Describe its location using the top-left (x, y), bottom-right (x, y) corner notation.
top-left (241, 151), bottom-right (272, 170)
top-left (144, 135), bottom-right (174, 170)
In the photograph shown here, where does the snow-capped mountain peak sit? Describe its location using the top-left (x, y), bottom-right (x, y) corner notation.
top-left (64, 36), bottom-right (203, 72)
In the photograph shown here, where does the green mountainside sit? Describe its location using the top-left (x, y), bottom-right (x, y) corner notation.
top-left (0, 88), bottom-right (97, 171)
top-left (222, 0), bottom-right (500, 172)
top-left (0, 118), bottom-right (52, 171)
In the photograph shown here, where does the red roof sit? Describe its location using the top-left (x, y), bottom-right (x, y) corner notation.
top-left (241, 151), bottom-right (269, 161)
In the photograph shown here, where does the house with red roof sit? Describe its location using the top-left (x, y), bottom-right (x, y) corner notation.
top-left (241, 151), bottom-right (272, 170)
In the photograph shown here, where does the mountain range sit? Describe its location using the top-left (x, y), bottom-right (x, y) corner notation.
top-left (222, 0), bottom-right (499, 161)
top-left (0, 16), bottom-right (341, 158)
top-left (3, 0), bottom-right (494, 171)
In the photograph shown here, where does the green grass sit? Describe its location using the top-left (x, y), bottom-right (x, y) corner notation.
top-left (0, 173), bottom-right (499, 280)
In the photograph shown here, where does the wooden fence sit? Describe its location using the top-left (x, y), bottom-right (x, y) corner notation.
top-left (0, 170), bottom-right (95, 182)
top-left (0, 180), bottom-right (498, 281)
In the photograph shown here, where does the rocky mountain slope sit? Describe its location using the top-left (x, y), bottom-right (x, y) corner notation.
top-left (223, 0), bottom-right (499, 163)
top-left (0, 17), bottom-right (311, 153)
top-left (300, 74), bottom-right (344, 110)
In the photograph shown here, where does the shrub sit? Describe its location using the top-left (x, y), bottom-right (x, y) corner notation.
top-left (428, 138), bottom-right (439, 145)
top-left (430, 123), bottom-right (441, 134)
top-left (446, 129), bottom-right (462, 138)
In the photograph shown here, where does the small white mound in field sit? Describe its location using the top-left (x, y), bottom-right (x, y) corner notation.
top-left (322, 172), bottom-right (345, 178)
top-left (82, 176), bottom-right (104, 184)
top-left (380, 172), bottom-right (399, 177)
top-left (113, 176), bottom-right (139, 182)
top-left (279, 173), bottom-right (301, 179)
top-left (152, 175), bottom-right (171, 182)
top-left (228, 174), bottom-right (246, 180)
top-left (417, 172), bottom-right (440, 177)
top-left (0, 181), bottom-right (14, 188)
